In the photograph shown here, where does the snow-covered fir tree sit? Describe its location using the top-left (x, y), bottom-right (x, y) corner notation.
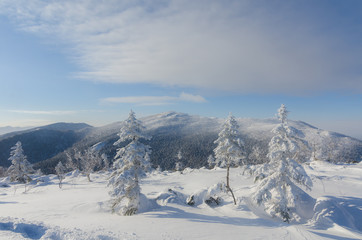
top-left (252, 104), bottom-right (313, 223)
top-left (55, 161), bottom-right (66, 188)
top-left (214, 113), bottom-right (244, 205)
top-left (108, 110), bottom-right (152, 216)
top-left (177, 150), bottom-right (182, 160)
top-left (101, 153), bottom-right (110, 170)
top-left (65, 149), bottom-right (79, 172)
top-left (174, 150), bottom-right (184, 171)
top-left (175, 161), bottom-right (184, 172)
top-left (207, 154), bottom-right (216, 169)
top-left (7, 141), bottom-right (33, 183)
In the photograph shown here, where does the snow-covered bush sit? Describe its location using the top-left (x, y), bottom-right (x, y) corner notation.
top-left (156, 165), bottom-right (162, 172)
top-left (252, 104), bottom-right (313, 223)
top-left (108, 110), bottom-right (152, 216)
top-left (214, 113), bottom-right (245, 204)
top-left (7, 141), bottom-right (34, 183)
top-left (77, 148), bottom-right (102, 182)
top-left (65, 147), bottom-right (103, 182)
top-left (175, 161), bottom-right (184, 172)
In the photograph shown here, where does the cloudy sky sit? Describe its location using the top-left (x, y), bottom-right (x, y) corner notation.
top-left (0, 0), bottom-right (361, 139)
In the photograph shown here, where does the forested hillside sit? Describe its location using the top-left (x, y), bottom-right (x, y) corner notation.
top-left (29, 112), bottom-right (362, 174)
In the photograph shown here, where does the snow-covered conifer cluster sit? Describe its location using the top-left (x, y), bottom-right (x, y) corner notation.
top-left (64, 147), bottom-right (104, 181)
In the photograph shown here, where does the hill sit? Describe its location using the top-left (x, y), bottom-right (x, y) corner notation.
top-left (0, 123), bottom-right (92, 169)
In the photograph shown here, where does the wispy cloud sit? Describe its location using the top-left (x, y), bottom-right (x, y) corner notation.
top-left (1, 0), bottom-right (362, 94)
top-left (102, 92), bottom-right (206, 106)
top-left (0, 118), bottom-right (54, 127)
top-left (8, 110), bottom-right (76, 115)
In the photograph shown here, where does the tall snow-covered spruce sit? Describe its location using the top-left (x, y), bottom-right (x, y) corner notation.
top-left (252, 104), bottom-right (313, 223)
top-left (108, 110), bottom-right (152, 216)
top-left (214, 113), bottom-right (244, 205)
top-left (7, 141), bottom-right (33, 183)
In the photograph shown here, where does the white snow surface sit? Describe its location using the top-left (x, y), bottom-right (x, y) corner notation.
top-left (0, 162), bottom-right (362, 240)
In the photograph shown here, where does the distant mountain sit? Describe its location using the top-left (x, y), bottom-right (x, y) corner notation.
top-left (37, 122), bottom-right (92, 132)
top-left (0, 123), bottom-right (92, 170)
top-left (33, 112), bottom-right (362, 174)
top-left (0, 126), bottom-right (33, 136)
top-left (0, 122), bottom-right (91, 140)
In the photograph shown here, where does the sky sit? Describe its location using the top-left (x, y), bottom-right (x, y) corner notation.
top-left (0, 0), bottom-right (361, 139)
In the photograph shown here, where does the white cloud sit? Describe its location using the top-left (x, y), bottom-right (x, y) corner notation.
top-left (8, 110), bottom-right (76, 115)
top-left (1, 0), bottom-right (362, 94)
top-left (102, 96), bottom-right (175, 106)
top-left (101, 92), bottom-right (206, 106)
top-left (179, 92), bottom-right (207, 103)
top-left (0, 119), bottom-right (53, 127)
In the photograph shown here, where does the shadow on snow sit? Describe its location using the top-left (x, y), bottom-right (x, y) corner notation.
top-left (0, 221), bottom-right (47, 239)
top-left (145, 205), bottom-right (282, 228)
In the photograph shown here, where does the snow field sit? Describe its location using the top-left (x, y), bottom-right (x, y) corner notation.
top-left (0, 162), bottom-right (362, 240)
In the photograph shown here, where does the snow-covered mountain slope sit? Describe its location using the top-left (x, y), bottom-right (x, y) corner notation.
top-left (0, 123), bottom-right (92, 170)
top-left (144, 112), bottom-right (362, 162)
top-left (0, 162), bottom-right (361, 239)
top-left (4, 111), bottom-right (362, 173)
top-left (85, 111), bottom-right (361, 162)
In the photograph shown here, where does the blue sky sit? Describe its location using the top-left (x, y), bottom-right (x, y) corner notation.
top-left (0, 0), bottom-right (361, 139)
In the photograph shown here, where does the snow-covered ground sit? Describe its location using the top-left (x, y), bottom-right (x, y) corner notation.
top-left (0, 162), bottom-right (361, 240)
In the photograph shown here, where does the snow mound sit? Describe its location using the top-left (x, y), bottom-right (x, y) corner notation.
top-left (137, 193), bottom-right (158, 213)
top-left (155, 183), bottom-right (230, 207)
top-left (311, 196), bottom-right (362, 231)
top-left (187, 182), bottom-right (228, 206)
top-left (248, 183), bottom-right (315, 223)
top-left (0, 217), bottom-right (133, 240)
top-left (156, 189), bottom-right (188, 206)
top-left (292, 187), bottom-right (316, 222)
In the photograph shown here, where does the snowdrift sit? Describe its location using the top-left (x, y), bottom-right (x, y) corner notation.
top-left (312, 196), bottom-right (362, 231)
top-left (0, 163), bottom-right (362, 239)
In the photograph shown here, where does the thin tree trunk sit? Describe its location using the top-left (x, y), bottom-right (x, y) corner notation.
top-left (226, 164), bottom-right (230, 188)
top-left (87, 173), bottom-right (91, 182)
top-left (226, 164), bottom-right (237, 205)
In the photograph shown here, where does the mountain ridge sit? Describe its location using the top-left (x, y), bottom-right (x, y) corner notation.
top-left (1, 112), bottom-right (361, 174)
